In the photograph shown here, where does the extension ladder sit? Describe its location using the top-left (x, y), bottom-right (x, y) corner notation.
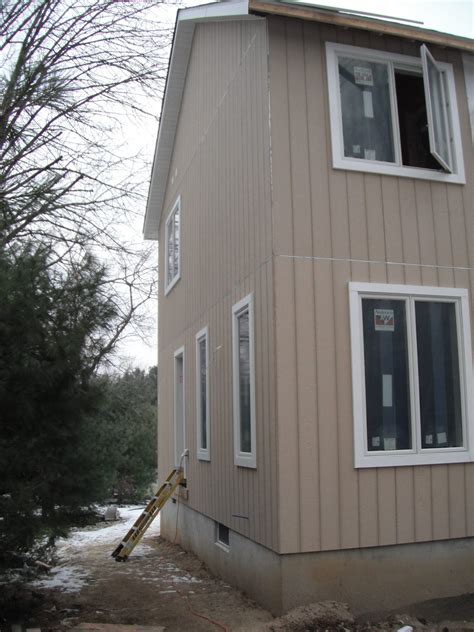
top-left (111, 467), bottom-right (185, 561)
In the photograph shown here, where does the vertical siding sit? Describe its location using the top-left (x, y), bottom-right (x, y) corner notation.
top-left (157, 20), bottom-right (278, 551)
top-left (268, 16), bottom-right (474, 554)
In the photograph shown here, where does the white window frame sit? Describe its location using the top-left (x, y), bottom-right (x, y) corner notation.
top-left (164, 197), bottom-right (181, 295)
top-left (173, 345), bottom-right (186, 470)
top-left (349, 282), bottom-right (474, 468)
top-left (232, 293), bottom-right (257, 468)
top-left (326, 42), bottom-right (465, 184)
top-left (195, 326), bottom-right (210, 461)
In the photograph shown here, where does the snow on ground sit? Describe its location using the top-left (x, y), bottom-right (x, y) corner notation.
top-left (31, 504), bottom-right (160, 593)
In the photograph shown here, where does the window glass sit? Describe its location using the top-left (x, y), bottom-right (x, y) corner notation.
top-left (415, 301), bottom-right (463, 448)
top-left (173, 207), bottom-right (180, 278)
top-left (422, 46), bottom-right (452, 171)
top-left (338, 57), bottom-right (395, 163)
top-left (238, 309), bottom-right (251, 454)
top-left (198, 336), bottom-right (207, 450)
top-left (166, 219), bottom-right (174, 285)
top-left (362, 298), bottom-right (412, 451)
top-left (165, 201), bottom-right (180, 290)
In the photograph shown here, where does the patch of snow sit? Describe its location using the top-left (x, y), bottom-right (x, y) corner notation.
top-left (29, 504), bottom-right (161, 593)
top-left (31, 565), bottom-right (89, 593)
top-left (168, 574), bottom-right (201, 584)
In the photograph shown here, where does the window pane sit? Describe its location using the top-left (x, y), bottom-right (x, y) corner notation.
top-left (362, 299), bottom-right (411, 451)
top-left (238, 310), bottom-right (251, 454)
top-left (173, 208), bottom-right (180, 278)
top-left (422, 46), bottom-right (452, 172)
top-left (415, 301), bottom-right (463, 448)
top-left (338, 58), bottom-right (395, 163)
top-left (167, 219), bottom-right (174, 285)
top-left (199, 337), bottom-right (207, 450)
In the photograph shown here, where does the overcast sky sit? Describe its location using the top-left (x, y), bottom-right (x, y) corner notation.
top-left (120, 0), bottom-right (473, 370)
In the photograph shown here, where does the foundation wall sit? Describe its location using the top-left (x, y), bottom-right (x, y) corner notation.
top-left (161, 502), bottom-right (474, 616)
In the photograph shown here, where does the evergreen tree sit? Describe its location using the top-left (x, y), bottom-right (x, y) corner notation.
top-left (0, 244), bottom-right (119, 557)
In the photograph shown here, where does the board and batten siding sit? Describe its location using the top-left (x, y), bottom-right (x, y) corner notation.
top-left (157, 19), bottom-right (278, 551)
top-left (268, 16), bottom-right (474, 554)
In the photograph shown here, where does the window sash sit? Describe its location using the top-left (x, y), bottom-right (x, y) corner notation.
top-left (196, 327), bottom-right (210, 460)
top-left (349, 283), bottom-right (473, 468)
top-left (232, 294), bottom-right (256, 468)
top-left (165, 198), bottom-right (180, 293)
top-left (421, 44), bottom-right (453, 172)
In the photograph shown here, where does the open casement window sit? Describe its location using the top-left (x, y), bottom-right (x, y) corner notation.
top-left (165, 197), bottom-right (180, 294)
top-left (326, 42), bottom-right (465, 183)
top-left (349, 283), bottom-right (474, 468)
top-left (421, 44), bottom-right (452, 172)
top-left (196, 327), bottom-right (210, 461)
top-left (232, 294), bottom-right (256, 468)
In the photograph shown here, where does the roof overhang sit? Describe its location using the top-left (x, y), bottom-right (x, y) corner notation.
top-left (144, 0), bottom-right (473, 240)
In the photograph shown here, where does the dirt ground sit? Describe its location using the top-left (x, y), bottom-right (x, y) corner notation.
top-left (3, 509), bottom-right (474, 632)
top-left (14, 508), bottom-right (272, 631)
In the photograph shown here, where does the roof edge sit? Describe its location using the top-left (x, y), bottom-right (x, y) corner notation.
top-left (249, 0), bottom-right (474, 52)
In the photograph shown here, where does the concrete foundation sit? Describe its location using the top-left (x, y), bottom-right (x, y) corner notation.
top-left (161, 501), bottom-right (474, 616)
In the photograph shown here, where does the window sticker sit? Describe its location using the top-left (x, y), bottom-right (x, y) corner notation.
top-left (374, 308), bottom-right (395, 331)
top-left (382, 374), bottom-right (393, 407)
top-left (354, 66), bottom-right (374, 86)
top-left (363, 90), bottom-right (374, 118)
top-left (364, 148), bottom-right (376, 160)
top-left (384, 437), bottom-right (396, 451)
top-left (425, 434), bottom-right (433, 445)
top-left (437, 432), bottom-right (447, 444)
top-left (371, 436), bottom-right (381, 448)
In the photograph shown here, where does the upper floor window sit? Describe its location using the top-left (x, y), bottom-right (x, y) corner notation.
top-left (165, 197), bottom-right (180, 294)
top-left (232, 294), bottom-right (256, 468)
top-left (326, 42), bottom-right (465, 184)
top-left (349, 282), bottom-right (473, 468)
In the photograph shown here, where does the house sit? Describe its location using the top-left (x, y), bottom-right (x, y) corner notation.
top-left (144, 0), bottom-right (474, 615)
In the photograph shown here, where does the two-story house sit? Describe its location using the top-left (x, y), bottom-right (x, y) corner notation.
top-left (144, 0), bottom-right (474, 615)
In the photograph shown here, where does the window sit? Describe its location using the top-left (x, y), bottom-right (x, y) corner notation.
top-left (215, 522), bottom-right (230, 550)
top-left (232, 294), bottom-right (256, 468)
top-left (326, 42), bottom-right (465, 183)
top-left (349, 283), bottom-right (473, 468)
top-left (165, 197), bottom-right (180, 294)
top-left (196, 327), bottom-right (210, 461)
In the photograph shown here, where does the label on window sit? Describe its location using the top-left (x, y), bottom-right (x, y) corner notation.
top-left (425, 434), bottom-right (433, 445)
top-left (354, 66), bottom-right (374, 86)
top-left (363, 90), bottom-right (374, 118)
top-left (437, 432), bottom-right (447, 444)
top-left (384, 437), bottom-right (396, 451)
top-left (371, 436), bottom-right (381, 448)
top-left (374, 309), bottom-right (395, 331)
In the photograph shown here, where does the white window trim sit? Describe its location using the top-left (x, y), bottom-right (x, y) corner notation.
top-left (164, 196), bottom-right (181, 296)
top-left (232, 293), bottom-right (257, 468)
top-left (196, 326), bottom-right (210, 461)
top-left (349, 282), bottom-right (474, 468)
top-left (326, 42), bottom-right (465, 184)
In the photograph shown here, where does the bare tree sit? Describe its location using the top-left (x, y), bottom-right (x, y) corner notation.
top-left (0, 0), bottom-right (173, 362)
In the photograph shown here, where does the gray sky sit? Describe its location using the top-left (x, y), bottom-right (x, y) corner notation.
top-left (120, 0), bottom-right (473, 369)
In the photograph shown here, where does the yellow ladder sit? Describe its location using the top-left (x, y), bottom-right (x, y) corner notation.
top-left (111, 467), bottom-right (185, 561)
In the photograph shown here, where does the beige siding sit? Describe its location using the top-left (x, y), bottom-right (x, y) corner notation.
top-left (268, 16), bottom-right (474, 554)
top-left (157, 20), bottom-right (278, 551)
